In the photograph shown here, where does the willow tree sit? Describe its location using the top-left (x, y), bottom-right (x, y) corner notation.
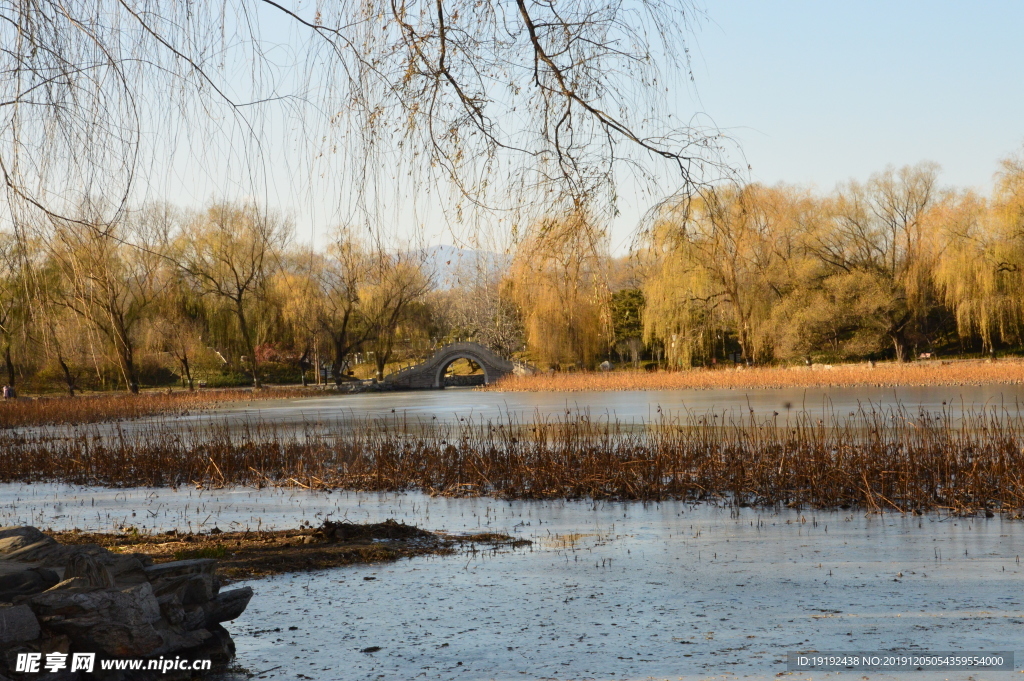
top-left (361, 252), bottom-right (432, 380)
top-left (641, 184), bottom-right (804, 366)
top-left (179, 203), bottom-right (290, 388)
top-left (148, 270), bottom-right (210, 391)
top-left (311, 232), bottom-right (376, 385)
top-left (0, 231), bottom-right (33, 387)
top-left (45, 213), bottom-right (166, 393)
top-left (936, 151), bottom-right (1024, 351)
top-left (508, 213), bottom-right (610, 368)
top-left (809, 164), bottom-right (942, 361)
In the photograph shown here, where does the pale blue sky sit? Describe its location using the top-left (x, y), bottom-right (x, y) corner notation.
top-left (687, 1), bottom-right (1024, 192)
top-left (148, 1), bottom-right (1024, 252)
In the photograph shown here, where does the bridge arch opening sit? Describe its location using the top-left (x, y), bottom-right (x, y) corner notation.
top-left (434, 353), bottom-right (491, 388)
top-left (385, 341), bottom-right (518, 389)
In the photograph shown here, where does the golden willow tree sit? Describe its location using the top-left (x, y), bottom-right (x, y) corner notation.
top-left (640, 184), bottom-right (805, 366)
top-left (935, 152), bottom-right (1024, 351)
top-left (46, 214), bottom-right (167, 394)
top-left (809, 164), bottom-right (943, 362)
top-left (178, 203), bottom-right (291, 389)
top-left (508, 213), bottom-right (610, 368)
top-left (641, 162), bottom-right (1022, 367)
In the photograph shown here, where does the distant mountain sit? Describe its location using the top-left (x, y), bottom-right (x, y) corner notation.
top-left (415, 245), bottom-right (511, 289)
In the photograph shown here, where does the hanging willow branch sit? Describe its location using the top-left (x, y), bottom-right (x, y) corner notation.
top-left (0, 0), bottom-right (728, 231)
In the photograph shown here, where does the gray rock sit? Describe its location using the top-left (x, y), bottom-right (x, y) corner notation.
top-left (40, 634), bottom-right (72, 654)
top-left (145, 559), bottom-right (219, 606)
top-left (95, 552), bottom-right (151, 585)
top-left (30, 580), bottom-right (160, 620)
top-left (204, 587), bottom-right (253, 626)
top-left (199, 624), bottom-right (237, 664)
top-left (65, 552), bottom-right (115, 588)
top-left (43, 577), bottom-right (93, 592)
top-left (142, 558), bottom-right (218, 580)
top-left (0, 604), bottom-right (40, 644)
top-left (30, 582), bottom-right (164, 656)
top-left (151, 623), bottom-right (212, 656)
top-left (5, 541), bottom-right (148, 590)
top-left (0, 526), bottom-right (48, 546)
top-left (1, 539), bottom-right (65, 564)
top-left (149, 572), bottom-right (216, 606)
top-left (158, 596), bottom-right (185, 626)
top-left (0, 534), bottom-right (43, 557)
top-left (0, 567), bottom-right (59, 600)
top-left (0, 527), bottom-right (253, 673)
top-left (182, 604), bottom-right (206, 631)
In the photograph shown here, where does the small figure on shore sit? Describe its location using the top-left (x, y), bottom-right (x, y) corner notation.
top-left (2, 384), bottom-right (14, 399)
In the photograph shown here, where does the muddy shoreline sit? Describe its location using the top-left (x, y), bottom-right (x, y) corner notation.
top-left (46, 520), bottom-right (530, 583)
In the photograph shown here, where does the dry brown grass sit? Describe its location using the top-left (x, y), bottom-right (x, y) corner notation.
top-left (48, 521), bottom-right (524, 581)
top-left (47, 521), bottom-right (460, 581)
top-left (0, 386), bottom-right (317, 429)
top-left (4, 407), bottom-right (1024, 515)
top-left (486, 359), bottom-right (1024, 392)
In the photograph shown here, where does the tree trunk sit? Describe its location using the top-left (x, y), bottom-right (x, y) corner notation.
top-left (234, 301), bottom-right (261, 389)
top-left (57, 356), bottom-right (76, 397)
top-left (328, 330), bottom-right (367, 386)
top-left (110, 316), bottom-right (140, 394)
top-left (887, 311), bottom-right (912, 363)
top-left (332, 336), bottom-right (347, 386)
top-left (891, 333), bottom-right (907, 362)
top-left (249, 355), bottom-right (261, 389)
top-left (888, 323), bottom-right (913, 360)
top-left (374, 343), bottom-right (391, 381)
top-left (179, 352), bottom-right (194, 390)
top-left (124, 362), bottom-right (140, 393)
top-left (374, 332), bottom-right (397, 381)
top-left (114, 339), bottom-right (140, 394)
top-left (4, 344), bottom-right (14, 388)
top-left (736, 333), bottom-right (751, 365)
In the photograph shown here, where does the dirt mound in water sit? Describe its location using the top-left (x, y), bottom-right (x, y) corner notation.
top-left (49, 521), bottom-right (528, 582)
top-left (317, 518), bottom-right (433, 542)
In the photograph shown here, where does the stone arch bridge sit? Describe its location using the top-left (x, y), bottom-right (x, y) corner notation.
top-left (384, 342), bottom-right (532, 389)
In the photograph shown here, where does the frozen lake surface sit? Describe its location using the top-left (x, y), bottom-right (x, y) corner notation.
top-left (198, 383), bottom-right (1024, 424)
top-left (16, 384), bottom-right (1024, 441)
top-left (2, 484), bottom-right (1022, 680)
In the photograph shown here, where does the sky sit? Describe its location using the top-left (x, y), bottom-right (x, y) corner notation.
top-left (140, 1), bottom-right (1024, 254)
top-left (686, 0), bottom-right (1024, 194)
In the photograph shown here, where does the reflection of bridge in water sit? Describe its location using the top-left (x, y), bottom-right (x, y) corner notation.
top-left (384, 342), bottom-right (533, 389)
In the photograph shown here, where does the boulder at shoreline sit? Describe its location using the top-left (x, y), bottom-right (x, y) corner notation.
top-left (0, 526), bottom-right (251, 679)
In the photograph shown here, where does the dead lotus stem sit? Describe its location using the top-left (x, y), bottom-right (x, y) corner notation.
top-left (2, 405), bottom-right (1024, 514)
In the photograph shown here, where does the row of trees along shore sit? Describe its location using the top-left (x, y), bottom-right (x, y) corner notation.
top-left (516, 153), bottom-right (1024, 371)
top-left (3, 153), bottom-right (1024, 394)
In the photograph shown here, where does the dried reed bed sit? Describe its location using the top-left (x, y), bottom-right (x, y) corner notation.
top-left (4, 407), bottom-right (1024, 515)
top-left (486, 359), bottom-right (1024, 392)
top-left (0, 387), bottom-right (312, 429)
